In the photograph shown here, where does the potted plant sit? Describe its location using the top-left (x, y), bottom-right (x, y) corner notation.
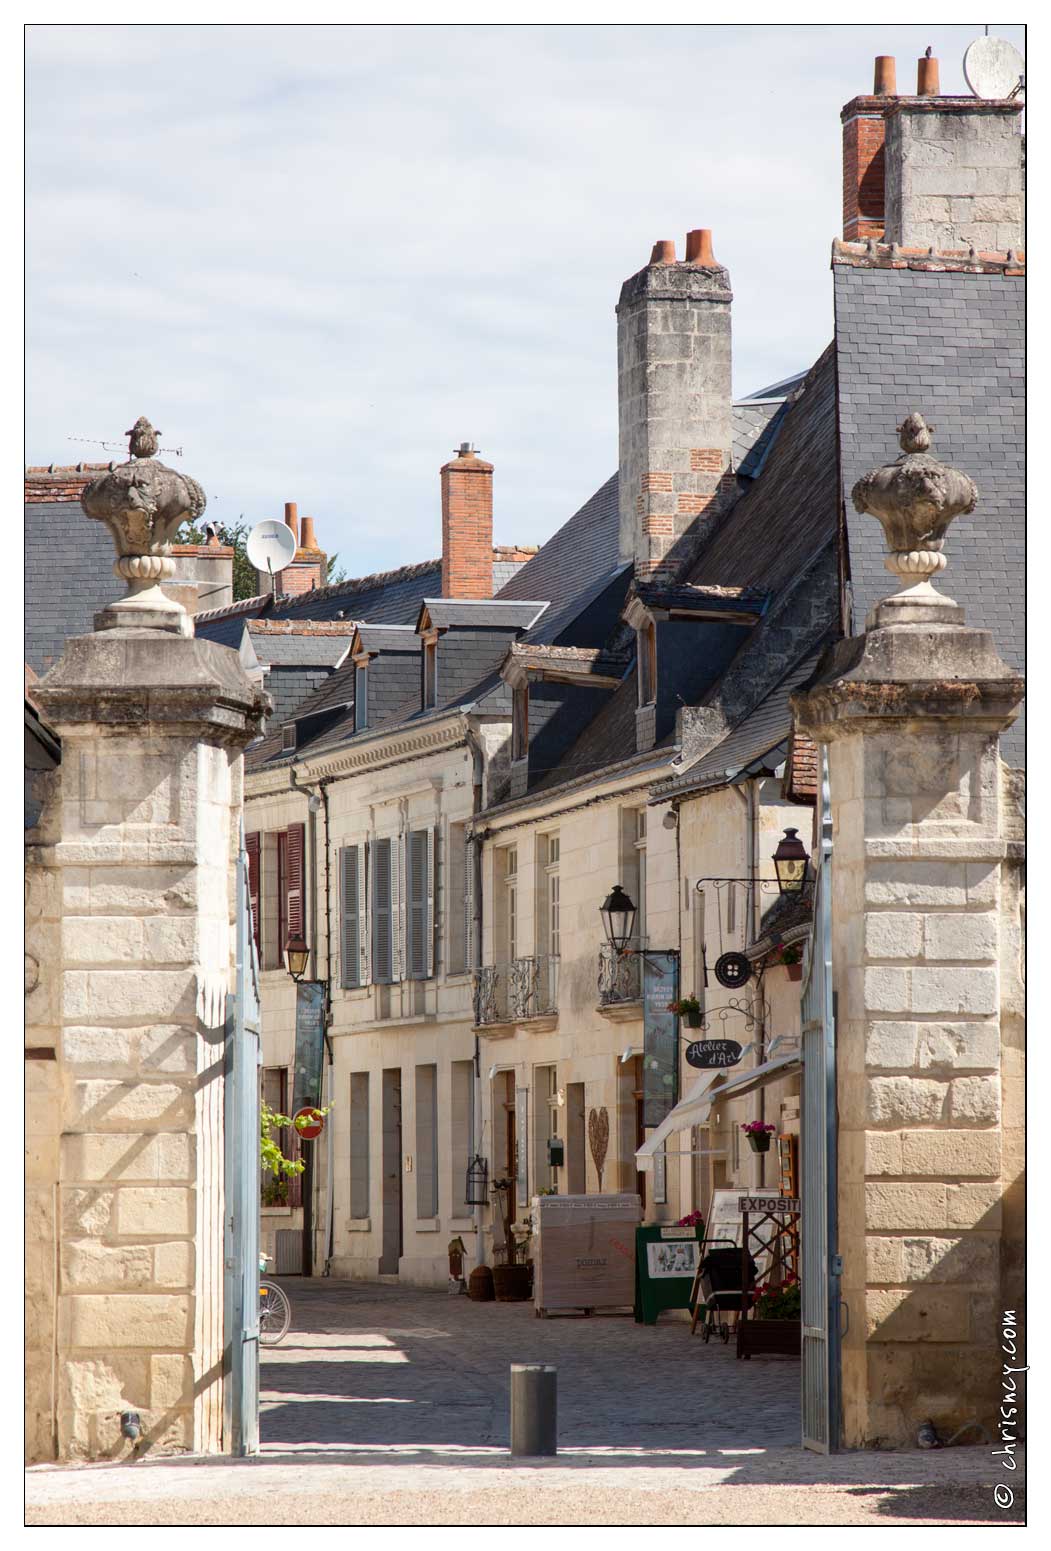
top-left (742, 1120), bottom-right (776, 1154)
top-left (668, 995), bottom-right (703, 1029)
top-left (739, 1275), bottom-right (802, 1358)
top-left (769, 943), bottom-right (804, 981)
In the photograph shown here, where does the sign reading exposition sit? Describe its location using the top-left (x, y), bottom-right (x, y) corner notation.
top-left (291, 981), bottom-right (326, 1114)
top-left (641, 950), bottom-right (679, 1127)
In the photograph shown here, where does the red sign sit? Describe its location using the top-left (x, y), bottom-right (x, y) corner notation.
top-left (293, 1106), bottom-right (324, 1141)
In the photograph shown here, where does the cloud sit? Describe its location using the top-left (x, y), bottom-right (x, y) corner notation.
top-left (26, 22), bottom-right (1024, 576)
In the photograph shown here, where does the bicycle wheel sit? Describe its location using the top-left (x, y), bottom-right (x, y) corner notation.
top-left (258, 1279), bottom-right (292, 1346)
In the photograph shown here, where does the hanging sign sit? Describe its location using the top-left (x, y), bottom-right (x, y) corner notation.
top-left (714, 952), bottom-right (752, 989)
top-left (685, 1038), bottom-right (743, 1070)
top-left (739, 1195), bottom-right (801, 1216)
top-left (642, 950), bottom-right (680, 1128)
top-left (515, 1088), bottom-right (529, 1201)
top-left (291, 980), bottom-right (326, 1114)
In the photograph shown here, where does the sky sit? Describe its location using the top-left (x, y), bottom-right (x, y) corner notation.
top-left (26, 23), bottom-right (1026, 580)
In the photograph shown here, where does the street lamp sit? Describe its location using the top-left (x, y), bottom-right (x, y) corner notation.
top-left (599, 883), bottom-right (637, 956)
top-left (772, 828), bottom-right (810, 895)
top-left (284, 933), bottom-right (310, 982)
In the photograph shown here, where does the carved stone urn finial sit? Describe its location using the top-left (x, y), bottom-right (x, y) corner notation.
top-left (81, 418), bottom-right (205, 635)
top-left (851, 414), bottom-right (978, 627)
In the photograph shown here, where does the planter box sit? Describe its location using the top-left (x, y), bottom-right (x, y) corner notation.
top-left (737, 1318), bottom-right (801, 1359)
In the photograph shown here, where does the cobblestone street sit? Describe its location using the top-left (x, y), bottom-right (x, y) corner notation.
top-left (27, 1279), bottom-right (1024, 1525)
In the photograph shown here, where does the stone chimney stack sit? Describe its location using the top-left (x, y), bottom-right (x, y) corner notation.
top-left (441, 443), bottom-right (494, 598)
top-left (841, 53), bottom-right (1025, 251)
top-left (616, 230), bottom-right (734, 581)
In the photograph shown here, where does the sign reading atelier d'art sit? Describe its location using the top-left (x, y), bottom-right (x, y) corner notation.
top-left (641, 950), bottom-right (680, 1128)
top-left (291, 980), bottom-right (326, 1115)
top-left (684, 1038), bottom-right (743, 1070)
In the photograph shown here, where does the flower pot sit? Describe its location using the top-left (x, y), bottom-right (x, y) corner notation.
top-left (746, 1131), bottom-right (772, 1154)
top-left (785, 962), bottom-right (803, 982)
top-left (683, 1010), bottom-right (703, 1028)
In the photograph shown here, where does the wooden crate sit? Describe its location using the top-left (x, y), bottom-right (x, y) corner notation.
top-left (532, 1194), bottom-right (641, 1314)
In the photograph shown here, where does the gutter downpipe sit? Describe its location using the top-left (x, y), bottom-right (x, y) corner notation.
top-left (465, 724), bottom-right (487, 1271)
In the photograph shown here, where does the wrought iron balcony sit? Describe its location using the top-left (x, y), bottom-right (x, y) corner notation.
top-left (598, 941), bottom-right (642, 1006)
top-left (473, 955), bottom-right (560, 1026)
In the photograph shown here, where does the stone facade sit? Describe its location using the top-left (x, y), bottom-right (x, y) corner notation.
top-left (883, 100), bottom-right (1025, 253)
top-left (617, 238), bottom-right (734, 580)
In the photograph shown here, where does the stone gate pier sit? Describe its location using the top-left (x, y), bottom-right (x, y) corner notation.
top-left (26, 424), bottom-right (265, 1461)
top-left (794, 415), bottom-right (1025, 1448)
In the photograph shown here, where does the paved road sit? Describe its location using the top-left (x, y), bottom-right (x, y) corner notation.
top-left (26, 1280), bottom-right (1025, 1525)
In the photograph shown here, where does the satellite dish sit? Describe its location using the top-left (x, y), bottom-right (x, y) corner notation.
top-left (246, 519), bottom-right (297, 577)
top-left (964, 36), bottom-right (1024, 100)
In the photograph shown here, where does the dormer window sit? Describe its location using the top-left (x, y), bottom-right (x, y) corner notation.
top-left (422, 636), bottom-right (438, 710)
top-left (512, 682), bottom-right (529, 762)
top-left (354, 662), bottom-right (368, 731)
top-left (637, 621), bottom-right (657, 707)
top-left (282, 724), bottom-right (297, 753)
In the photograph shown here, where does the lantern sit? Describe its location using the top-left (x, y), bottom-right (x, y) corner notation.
top-left (599, 884), bottom-right (637, 955)
top-left (466, 1154), bottom-right (489, 1206)
top-left (772, 828), bottom-right (810, 895)
top-left (284, 933), bottom-right (310, 982)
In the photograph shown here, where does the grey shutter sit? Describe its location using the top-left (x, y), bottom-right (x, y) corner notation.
top-left (372, 837), bottom-right (393, 983)
top-left (340, 845), bottom-right (364, 988)
top-left (358, 843), bottom-right (369, 986)
top-left (464, 832), bottom-right (475, 972)
top-left (391, 832), bottom-right (405, 982)
top-left (426, 825), bottom-right (436, 977)
top-left (407, 829), bottom-right (429, 980)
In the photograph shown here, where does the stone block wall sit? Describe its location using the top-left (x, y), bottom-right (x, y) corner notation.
top-left (884, 102), bottom-right (1024, 252)
top-left (827, 722), bottom-right (1016, 1446)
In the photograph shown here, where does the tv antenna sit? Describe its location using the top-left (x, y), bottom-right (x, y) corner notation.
top-left (246, 519), bottom-right (296, 599)
top-left (963, 36), bottom-right (1024, 101)
top-left (66, 434), bottom-right (185, 458)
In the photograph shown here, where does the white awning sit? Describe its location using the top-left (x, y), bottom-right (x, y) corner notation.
top-left (635, 1051), bottom-right (801, 1170)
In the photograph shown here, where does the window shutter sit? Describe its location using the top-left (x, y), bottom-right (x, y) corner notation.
top-left (392, 832), bottom-right (405, 982)
top-left (340, 845), bottom-right (363, 988)
top-left (372, 837), bottom-right (393, 984)
top-left (286, 822), bottom-right (305, 942)
top-left (407, 829), bottom-right (429, 980)
top-left (464, 832), bottom-right (475, 972)
top-left (360, 841), bottom-right (369, 986)
top-left (427, 825), bottom-right (436, 977)
top-left (246, 831), bottom-right (261, 958)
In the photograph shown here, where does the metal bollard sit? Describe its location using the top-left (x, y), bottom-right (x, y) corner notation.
top-left (510, 1363), bottom-right (557, 1456)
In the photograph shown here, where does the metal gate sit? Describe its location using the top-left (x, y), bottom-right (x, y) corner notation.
top-left (800, 749), bottom-right (841, 1452)
top-left (223, 833), bottom-right (262, 1455)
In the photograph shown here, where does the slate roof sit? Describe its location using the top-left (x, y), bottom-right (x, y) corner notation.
top-left (264, 668), bottom-right (335, 725)
top-left (24, 498), bottom-right (120, 673)
top-left (833, 259), bottom-right (1025, 764)
top-left (653, 648), bottom-right (824, 801)
top-left (417, 598), bottom-right (548, 632)
top-left (243, 626), bottom-right (354, 668)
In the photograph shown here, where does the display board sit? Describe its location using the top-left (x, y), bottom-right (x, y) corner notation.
top-left (705, 1188), bottom-right (784, 1282)
top-left (634, 1223), bottom-right (705, 1325)
top-left (642, 951), bottom-right (680, 1127)
top-left (291, 981), bottom-right (326, 1113)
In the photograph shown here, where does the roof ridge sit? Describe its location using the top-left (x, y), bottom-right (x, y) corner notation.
top-left (292, 557), bottom-right (440, 605)
top-left (832, 237), bottom-right (1025, 276)
top-left (195, 593), bottom-right (280, 623)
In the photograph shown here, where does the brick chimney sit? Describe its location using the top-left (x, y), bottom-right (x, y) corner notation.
top-left (441, 443), bottom-right (494, 598)
top-left (842, 54), bottom-right (1025, 251)
top-left (617, 230), bottom-right (734, 581)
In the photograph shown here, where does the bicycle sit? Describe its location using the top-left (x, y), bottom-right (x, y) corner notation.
top-left (258, 1254), bottom-right (292, 1346)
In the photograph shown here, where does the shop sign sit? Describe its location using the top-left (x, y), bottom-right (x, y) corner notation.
top-left (291, 980), bottom-right (326, 1114)
top-left (641, 950), bottom-right (679, 1128)
top-left (738, 1195), bottom-right (801, 1215)
top-left (684, 1038), bottom-right (743, 1069)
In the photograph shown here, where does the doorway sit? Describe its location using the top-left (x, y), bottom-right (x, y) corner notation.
top-left (380, 1068), bottom-right (403, 1275)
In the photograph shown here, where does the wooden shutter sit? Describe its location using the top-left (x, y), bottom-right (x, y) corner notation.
top-left (286, 821), bottom-right (305, 942)
top-left (246, 831), bottom-right (261, 958)
top-left (427, 825), bottom-right (437, 977)
top-left (372, 837), bottom-right (393, 983)
top-left (392, 833), bottom-right (405, 982)
top-left (277, 830), bottom-right (288, 959)
top-left (340, 845), bottom-right (364, 988)
top-left (407, 829), bottom-right (429, 980)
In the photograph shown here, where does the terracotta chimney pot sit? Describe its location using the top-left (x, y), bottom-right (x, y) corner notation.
top-left (917, 55), bottom-right (940, 95)
top-left (873, 56), bottom-right (897, 95)
top-left (284, 501), bottom-right (299, 543)
top-left (649, 239), bottom-right (677, 265)
top-left (685, 229), bottom-right (716, 265)
top-left (300, 515), bottom-right (318, 550)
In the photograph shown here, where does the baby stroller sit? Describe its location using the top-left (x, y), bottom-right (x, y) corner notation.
top-left (692, 1241), bottom-right (759, 1343)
